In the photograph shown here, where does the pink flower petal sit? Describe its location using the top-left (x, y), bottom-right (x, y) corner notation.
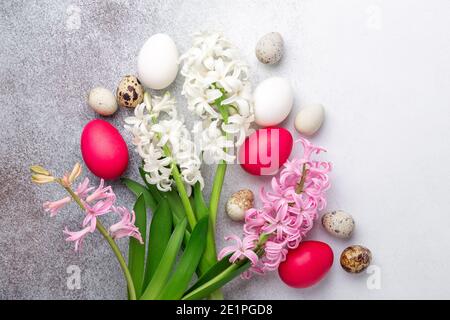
top-left (109, 207), bottom-right (143, 244)
top-left (63, 226), bottom-right (92, 252)
top-left (43, 197), bottom-right (71, 217)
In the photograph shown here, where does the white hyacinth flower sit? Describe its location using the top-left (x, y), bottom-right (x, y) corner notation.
top-left (193, 120), bottom-right (235, 164)
top-left (180, 31), bottom-right (254, 164)
top-left (222, 113), bottom-right (255, 147)
top-left (148, 92), bottom-right (178, 118)
top-left (124, 92), bottom-right (204, 194)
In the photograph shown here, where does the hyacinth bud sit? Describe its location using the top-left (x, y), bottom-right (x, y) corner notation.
top-left (144, 91), bottom-right (152, 110)
top-left (30, 165), bottom-right (50, 176)
top-left (68, 163), bottom-right (82, 183)
top-left (62, 163), bottom-right (82, 187)
top-left (31, 174), bottom-right (55, 184)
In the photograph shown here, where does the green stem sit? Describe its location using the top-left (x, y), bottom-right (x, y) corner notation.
top-left (59, 181), bottom-right (137, 300)
top-left (200, 91), bottom-right (232, 300)
top-left (208, 289), bottom-right (224, 300)
top-left (295, 164), bottom-right (308, 194)
top-left (208, 93), bottom-right (231, 248)
top-left (209, 161), bottom-right (227, 233)
top-left (171, 160), bottom-right (197, 230)
top-left (160, 144), bottom-right (197, 231)
top-left (96, 222), bottom-right (137, 301)
top-left (206, 161), bottom-right (227, 268)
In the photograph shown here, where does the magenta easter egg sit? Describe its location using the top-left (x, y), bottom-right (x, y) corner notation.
top-left (80, 119), bottom-right (129, 180)
top-left (278, 241), bottom-right (334, 288)
top-left (239, 127), bottom-right (293, 176)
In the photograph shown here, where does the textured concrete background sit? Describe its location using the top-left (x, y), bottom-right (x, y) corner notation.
top-left (1, 0), bottom-right (450, 299)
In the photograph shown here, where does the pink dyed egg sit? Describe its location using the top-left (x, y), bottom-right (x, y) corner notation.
top-left (239, 127), bottom-right (293, 176)
top-left (278, 241), bottom-right (334, 288)
top-left (80, 119), bottom-right (129, 180)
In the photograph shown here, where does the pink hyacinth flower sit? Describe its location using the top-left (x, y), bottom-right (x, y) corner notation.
top-left (75, 177), bottom-right (94, 198)
top-left (220, 137), bottom-right (332, 277)
top-left (296, 137), bottom-right (326, 163)
top-left (279, 159), bottom-right (304, 186)
top-left (219, 234), bottom-right (259, 265)
top-left (43, 197), bottom-right (71, 217)
top-left (261, 240), bottom-right (288, 271)
top-left (261, 207), bottom-right (300, 242)
top-left (63, 225), bottom-right (92, 252)
top-left (242, 263), bottom-right (266, 280)
top-left (243, 208), bottom-right (266, 236)
top-left (109, 207), bottom-right (143, 244)
top-left (83, 197), bottom-right (115, 232)
top-left (85, 179), bottom-right (114, 203)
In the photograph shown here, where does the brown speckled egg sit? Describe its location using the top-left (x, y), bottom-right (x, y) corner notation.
top-left (340, 245), bottom-right (372, 273)
top-left (322, 210), bottom-right (355, 239)
top-left (116, 75), bottom-right (144, 108)
top-left (255, 32), bottom-right (284, 64)
top-left (226, 189), bottom-right (254, 222)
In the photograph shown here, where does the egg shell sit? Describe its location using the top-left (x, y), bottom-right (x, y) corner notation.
top-left (226, 189), bottom-right (254, 222)
top-left (87, 87), bottom-right (118, 116)
top-left (254, 77), bottom-right (293, 127)
top-left (116, 75), bottom-right (144, 108)
top-left (340, 245), bottom-right (372, 273)
top-left (255, 32), bottom-right (284, 64)
top-left (322, 210), bottom-right (355, 239)
top-left (239, 127), bottom-right (293, 176)
top-left (137, 33), bottom-right (179, 90)
top-left (278, 241), bottom-right (334, 288)
top-left (294, 104), bottom-right (325, 136)
top-left (80, 119), bottom-right (129, 180)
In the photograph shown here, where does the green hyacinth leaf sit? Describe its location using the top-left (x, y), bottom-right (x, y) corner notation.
top-left (157, 217), bottom-right (208, 300)
top-left (121, 177), bottom-right (157, 211)
top-left (128, 194), bottom-right (147, 297)
top-left (140, 218), bottom-right (187, 300)
top-left (143, 199), bottom-right (172, 288)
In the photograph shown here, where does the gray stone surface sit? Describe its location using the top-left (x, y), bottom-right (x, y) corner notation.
top-left (0, 0), bottom-right (283, 300)
top-left (2, 0), bottom-right (450, 300)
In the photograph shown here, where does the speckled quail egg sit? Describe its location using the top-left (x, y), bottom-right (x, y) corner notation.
top-left (116, 75), bottom-right (144, 108)
top-left (255, 32), bottom-right (284, 64)
top-left (322, 210), bottom-right (355, 239)
top-left (340, 245), bottom-right (372, 273)
top-left (226, 189), bottom-right (254, 222)
top-left (87, 87), bottom-right (118, 116)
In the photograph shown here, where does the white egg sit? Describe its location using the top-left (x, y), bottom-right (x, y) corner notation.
top-left (254, 77), bottom-right (293, 127)
top-left (137, 33), bottom-right (179, 90)
top-left (294, 104), bottom-right (325, 136)
top-left (87, 87), bottom-right (117, 116)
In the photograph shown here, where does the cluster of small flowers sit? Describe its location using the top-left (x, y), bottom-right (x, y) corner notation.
top-left (43, 172), bottom-right (142, 251)
top-left (180, 31), bottom-right (254, 163)
top-left (219, 137), bottom-right (332, 277)
top-left (124, 92), bottom-right (204, 194)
